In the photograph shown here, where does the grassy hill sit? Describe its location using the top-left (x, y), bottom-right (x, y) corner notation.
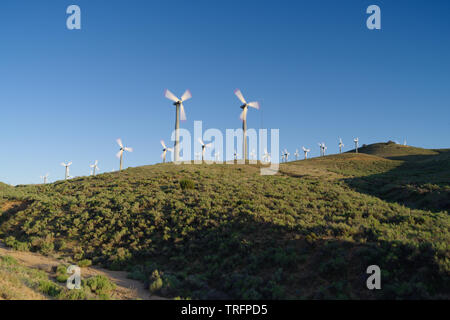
top-left (0, 142), bottom-right (449, 299)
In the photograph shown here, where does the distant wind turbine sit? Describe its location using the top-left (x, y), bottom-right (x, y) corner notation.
top-left (318, 143), bottom-right (323, 156)
top-left (322, 143), bottom-right (327, 156)
top-left (234, 89), bottom-right (260, 161)
top-left (198, 138), bottom-right (212, 162)
top-left (160, 140), bottom-right (173, 163)
top-left (116, 138), bottom-right (133, 171)
top-left (302, 146), bottom-right (310, 160)
top-left (262, 149), bottom-right (270, 163)
top-left (353, 137), bottom-right (359, 153)
top-left (164, 89), bottom-right (192, 162)
top-left (90, 160), bottom-right (99, 176)
top-left (339, 138), bottom-right (344, 154)
top-left (40, 173), bottom-right (49, 184)
top-left (61, 162), bottom-right (72, 180)
top-left (294, 149), bottom-right (299, 160)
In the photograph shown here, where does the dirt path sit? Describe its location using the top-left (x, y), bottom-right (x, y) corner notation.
top-left (0, 244), bottom-right (166, 300)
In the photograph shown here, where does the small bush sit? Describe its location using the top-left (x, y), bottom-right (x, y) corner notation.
top-left (180, 179), bottom-right (195, 190)
top-left (77, 259), bottom-right (92, 268)
top-left (149, 270), bottom-right (163, 293)
top-left (85, 275), bottom-right (116, 297)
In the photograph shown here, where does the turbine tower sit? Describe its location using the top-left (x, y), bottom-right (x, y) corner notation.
top-left (160, 140), bottom-right (173, 163)
top-left (164, 89), bottom-right (192, 162)
top-left (302, 146), bottom-right (310, 160)
top-left (339, 138), bottom-right (344, 154)
top-left (61, 162), bottom-right (72, 180)
top-left (354, 137), bottom-right (359, 153)
top-left (40, 173), bottom-right (49, 184)
top-left (198, 138), bottom-right (212, 162)
top-left (116, 138), bottom-right (133, 171)
top-left (90, 160), bottom-right (99, 176)
top-left (234, 89), bottom-right (259, 162)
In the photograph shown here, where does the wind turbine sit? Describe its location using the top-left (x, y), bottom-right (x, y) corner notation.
top-left (164, 89), bottom-right (192, 162)
top-left (116, 138), bottom-right (133, 171)
top-left (294, 149), bottom-right (299, 160)
top-left (233, 150), bottom-right (239, 161)
top-left (40, 173), bottom-right (49, 184)
top-left (250, 149), bottom-right (256, 160)
top-left (318, 143), bottom-right (323, 156)
top-left (90, 160), bottom-right (99, 176)
top-left (234, 89), bottom-right (260, 161)
top-left (61, 162), bottom-right (72, 180)
top-left (285, 149), bottom-right (290, 161)
top-left (339, 138), bottom-right (344, 154)
top-left (262, 149), bottom-right (271, 163)
top-left (353, 137), bottom-right (359, 153)
top-left (302, 146), bottom-right (310, 160)
top-left (160, 140), bottom-right (173, 163)
top-left (214, 150), bottom-right (220, 162)
top-left (198, 138), bottom-right (212, 162)
top-left (322, 143), bottom-right (327, 156)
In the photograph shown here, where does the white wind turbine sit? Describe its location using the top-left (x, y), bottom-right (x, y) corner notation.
top-left (294, 149), bottom-right (300, 160)
top-left (322, 143), bottom-right (327, 156)
top-left (234, 89), bottom-right (260, 161)
top-left (302, 146), bottom-right (310, 160)
top-left (318, 143), bottom-right (323, 156)
top-left (353, 137), bottom-right (359, 153)
top-left (262, 149), bottom-right (270, 163)
top-left (198, 138), bottom-right (212, 162)
top-left (233, 150), bottom-right (239, 161)
top-left (339, 138), bottom-right (344, 154)
top-left (214, 150), bottom-right (220, 162)
top-left (285, 149), bottom-right (290, 161)
top-left (40, 173), bottom-right (49, 184)
top-left (250, 149), bottom-right (256, 160)
top-left (160, 140), bottom-right (173, 163)
top-left (61, 162), bottom-right (72, 180)
top-left (164, 89), bottom-right (192, 162)
top-left (90, 160), bottom-right (99, 176)
top-left (116, 138), bottom-right (133, 171)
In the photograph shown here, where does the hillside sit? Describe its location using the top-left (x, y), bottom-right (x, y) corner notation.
top-left (0, 143), bottom-right (449, 299)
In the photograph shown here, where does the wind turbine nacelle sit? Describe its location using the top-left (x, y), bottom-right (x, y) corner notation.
top-left (240, 104), bottom-right (247, 109)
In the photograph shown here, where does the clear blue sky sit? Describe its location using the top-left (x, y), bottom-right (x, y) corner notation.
top-left (1, 0), bottom-right (449, 185)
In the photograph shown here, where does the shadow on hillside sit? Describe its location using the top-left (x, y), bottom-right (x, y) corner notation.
top-left (344, 150), bottom-right (450, 212)
top-left (131, 213), bottom-right (449, 300)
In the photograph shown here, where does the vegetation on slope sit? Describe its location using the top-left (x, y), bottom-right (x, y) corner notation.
top-left (0, 143), bottom-right (448, 299)
top-left (0, 255), bottom-right (116, 300)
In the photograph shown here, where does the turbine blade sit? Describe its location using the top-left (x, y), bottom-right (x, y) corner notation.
top-left (198, 137), bottom-right (204, 146)
top-left (180, 103), bottom-right (187, 121)
top-left (240, 108), bottom-right (248, 121)
top-left (167, 148), bottom-right (173, 152)
top-left (234, 89), bottom-right (246, 104)
top-left (61, 162), bottom-right (65, 166)
top-left (125, 147), bottom-right (133, 152)
top-left (164, 89), bottom-right (179, 102)
top-left (117, 138), bottom-right (123, 148)
top-left (67, 162), bottom-right (72, 166)
top-left (205, 143), bottom-right (212, 148)
top-left (116, 150), bottom-right (123, 158)
top-left (181, 90), bottom-right (192, 102)
top-left (160, 140), bottom-right (166, 148)
top-left (248, 101), bottom-right (260, 109)
top-left (161, 151), bottom-right (166, 158)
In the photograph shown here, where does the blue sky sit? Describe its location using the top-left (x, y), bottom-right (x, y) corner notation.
top-left (1, 0), bottom-right (449, 185)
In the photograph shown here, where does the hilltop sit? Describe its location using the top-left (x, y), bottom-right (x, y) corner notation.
top-left (0, 142), bottom-right (449, 299)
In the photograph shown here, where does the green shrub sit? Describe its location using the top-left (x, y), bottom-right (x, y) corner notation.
top-left (77, 259), bottom-right (92, 268)
top-left (149, 270), bottom-right (163, 293)
top-left (85, 275), bottom-right (116, 297)
top-left (180, 179), bottom-right (195, 190)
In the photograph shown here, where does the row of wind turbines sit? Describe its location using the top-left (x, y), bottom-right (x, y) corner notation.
top-left (39, 87), bottom-right (372, 183)
top-left (280, 138), bottom-right (360, 162)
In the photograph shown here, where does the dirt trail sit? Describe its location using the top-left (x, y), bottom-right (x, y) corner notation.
top-left (0, 244), bottom-right (166, 300)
